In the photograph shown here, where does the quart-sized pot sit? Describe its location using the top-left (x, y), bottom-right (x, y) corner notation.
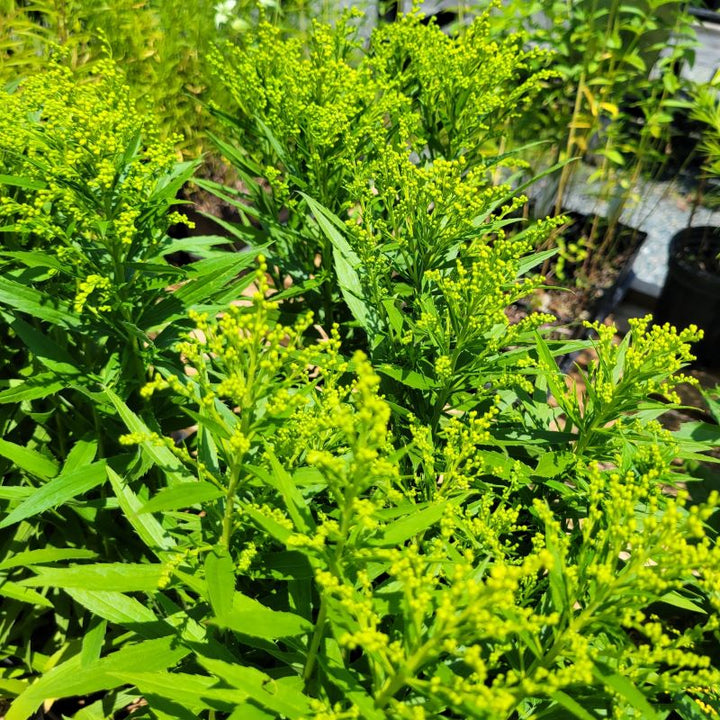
top-left (654, 226), bottom-right (720, 366)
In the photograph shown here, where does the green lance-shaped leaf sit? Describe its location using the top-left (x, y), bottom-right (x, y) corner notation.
top-left (6, 636), bottom-right (190, 720)
top-left (0, 460), bottom-right (106, 528)
top-left (0, 438), bottom-right (59, 480)
top-left (205, 546), bottom-right (236, 618)
top-left (212, 591), bottom-right (313, 640)
top-left (21, 562), bottom-right (166, 592)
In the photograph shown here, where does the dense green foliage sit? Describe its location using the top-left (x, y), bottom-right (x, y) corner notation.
top-left (0, 0), bottom-right (333, 154)
top-left (1, 4), bottom-right (720, 720)
top-left (487, 0), bottom-right (698, 278)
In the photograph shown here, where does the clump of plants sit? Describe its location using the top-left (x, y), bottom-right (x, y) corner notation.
top-left (3, 263), bottom-right (719, 718)
top-left (0, 0), bottom-right (337, 155)
top-left (688, 71), bottom-right (720, 215)
top-left (207, 8), bottom-right (554, 324)
top-left (485, 0), bottom-right (698, 290)
top-left (1, 6), bottom-right (720, 720)
top-left (0, 58), bottom-right (252, 466)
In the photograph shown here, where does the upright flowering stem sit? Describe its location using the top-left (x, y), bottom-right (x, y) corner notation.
top-left (374, 640), bottom-right (434, 709)
top-left (302, 596), bottom-right (328, 690)
top-left (221, 464), bottom-right (242, 551)
top-left (303, 491), bottom-right (356, 690)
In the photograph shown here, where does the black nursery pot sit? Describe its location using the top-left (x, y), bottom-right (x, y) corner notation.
top-left (654, 226), bottom-right (720, 366)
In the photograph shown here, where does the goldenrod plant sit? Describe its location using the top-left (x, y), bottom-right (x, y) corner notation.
top-left (207, 7), bottom-right (553, 323)
top-left (4, 271), bottom-right (718, 718)
top-left (1, 6), bottom-right (720, 720)
top-left (0, 60), bottom-right (251, 457)
top-left (0, 0), bottom-right (336, 155)
top-left (369, 8), bottom-right (555, 165)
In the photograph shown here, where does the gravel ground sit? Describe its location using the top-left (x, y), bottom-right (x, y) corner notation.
top-left (528, 160), bottom-right (720, 298)
top-left (549, 165), bottom-right (720, 298)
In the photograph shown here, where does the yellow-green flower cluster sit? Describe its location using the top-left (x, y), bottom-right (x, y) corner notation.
top-left (539, 315), bottom-right (704, 456)
top-left (437, 400), bottom-right (500, 493)
top-left (293, 350), bottom-right (400, 521)
top-left (211, 13), bottom-right (414, 205)
top-left (141, 258), bottom-right (325, 466)
top-left (530, 461), bottom-right (720, 703)
top-left (623, 315), bottom-right (702, 388)
top-left (0, 60), bottom-right (188, 315)
top-left (345, 152), bottom-right (513, 278)
top-left (316, 540), bottom-right (568, 718)
top-left (412, 239), bottom-right (549, 381)
top-left (73, 274), bottom-right (112, 315)
top-left (370, 4), bottom-right (556, 161)
top-left (134, 260), bottom-right (400, 525)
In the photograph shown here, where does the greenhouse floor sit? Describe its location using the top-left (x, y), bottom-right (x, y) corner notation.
top-left (561, 169), bottom-right (720, 299)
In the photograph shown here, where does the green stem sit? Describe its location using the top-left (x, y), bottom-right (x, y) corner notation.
top-left (221, 465), bottom-right (241, 550)
top-left (302, 596), bottom-right (328, 689)
top-left (92, 406), bottom-right (104, 458)
top-left (303, 499), bottom-right (355, 690)
top-left (554, 69), bottom-right (586, 218)
top-left (431, 386), bottom-right (451, 434)
top-left (322, 245), bottom-right (335, 327)
top-left (374, 640), bottom-right (434, 709)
